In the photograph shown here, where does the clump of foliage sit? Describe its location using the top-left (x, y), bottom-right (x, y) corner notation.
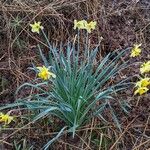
top-left (0, 20), bottom-right (132, 149)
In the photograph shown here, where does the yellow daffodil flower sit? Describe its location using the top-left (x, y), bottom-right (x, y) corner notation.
top-left (37, 66), bottom-right (56, 80)
top-left (0, 113), bottom-right (14, 125)
top-left (130, 44), bottom-right (142, 57)
top-left (30, 21), bottom-right (43, 34)
top-left (134, 87), bottom-right (149, 95)
top-left (135, 77), bottom-right (150, 87)
top-left (73, 20), bottom-right (97, 33)
top-left (73, 20), bottom-right (87, 30)
top-left (140, 61), bottom-right (150, 74)
top-left (85, 21), bottom-right (97, 33)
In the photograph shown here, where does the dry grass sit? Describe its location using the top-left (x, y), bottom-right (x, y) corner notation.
top-left (0, 0), bottom-right (150, 149)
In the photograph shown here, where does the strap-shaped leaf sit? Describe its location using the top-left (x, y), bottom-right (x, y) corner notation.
top-left (43, 126), bottom-right (67, 150)
top-left (33, 107), bottom-right (58, 122)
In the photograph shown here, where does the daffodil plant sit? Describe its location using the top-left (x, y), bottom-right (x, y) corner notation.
top-left (129, 43), bottom-right (149, 95)
top-left (0, 20), bottom-right (131, 149)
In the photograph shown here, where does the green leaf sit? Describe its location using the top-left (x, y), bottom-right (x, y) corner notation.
top-left (33, 107), bottom-right (58, 122)
top-left (43, 126), bottom-right (67, 150)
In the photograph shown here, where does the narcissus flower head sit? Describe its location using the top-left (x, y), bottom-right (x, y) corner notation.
top-left (37, 66), bottom-right (56, 80)
top-left (30, 21), bottom-right (43, 34)
top-left (130, 44), bottom-right (142, 57)
top-left (0, 113), bottom-right (14, 125)
top-left (140, 61), bottom-right (150, 74)
top-left (134, 87), bottom-right (149, 95)
top-left (135, 77), bottom-right (150, 87)
top-left (73, 20), bottom-right (87, 30)
top-left (85, 21), bottom-right (97, 33)
top-left (73, 20), bottom-right (97, 33)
